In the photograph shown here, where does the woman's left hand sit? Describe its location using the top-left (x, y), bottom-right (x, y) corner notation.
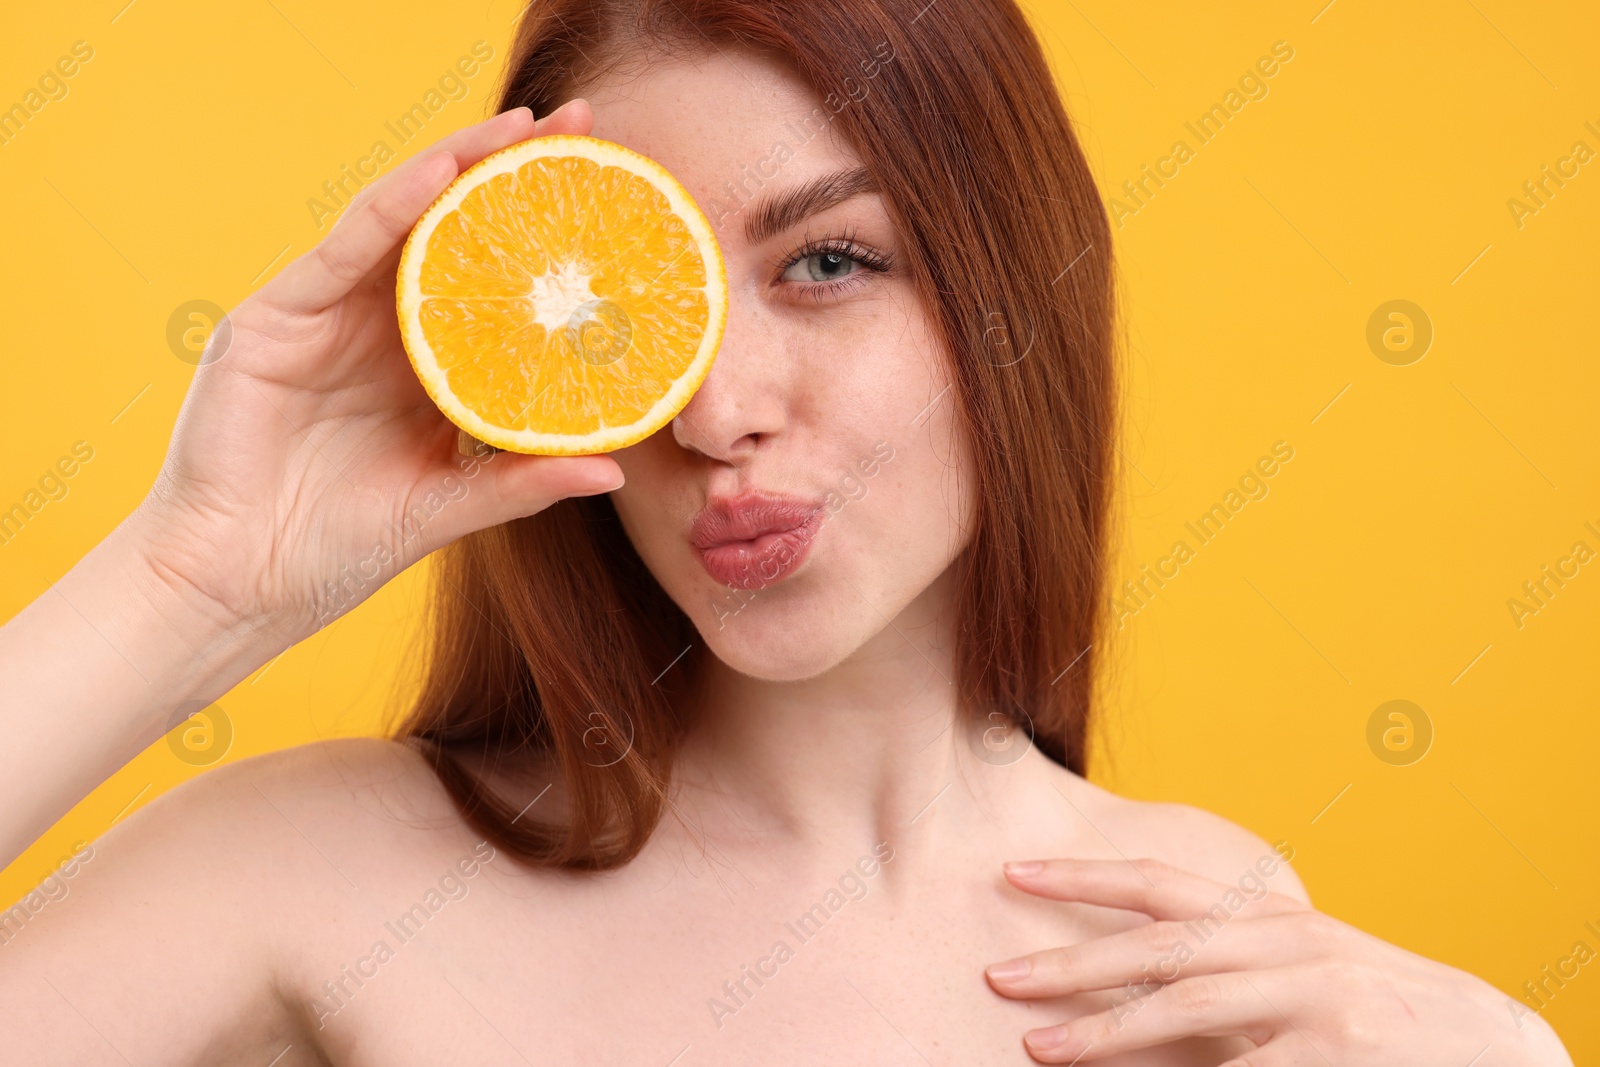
top-left (983, 858), bottom-right (1573, 1066)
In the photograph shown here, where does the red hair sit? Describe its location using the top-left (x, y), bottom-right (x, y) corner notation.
top-left (394, 0), bottom-right (1117, 870)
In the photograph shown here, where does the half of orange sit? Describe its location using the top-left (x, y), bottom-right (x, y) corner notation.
top-left (397, 134), bottom-right (727, 455)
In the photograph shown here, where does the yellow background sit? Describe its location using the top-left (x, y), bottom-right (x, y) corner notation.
top-left (2, 0), bottom-right (1596, 1054)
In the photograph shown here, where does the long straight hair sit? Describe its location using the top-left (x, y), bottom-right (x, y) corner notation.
top-left (393, 0), bottom-right (1117, 870)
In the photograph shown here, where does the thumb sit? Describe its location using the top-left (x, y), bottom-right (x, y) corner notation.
top-left (418, 451), bottom-right (625, 548)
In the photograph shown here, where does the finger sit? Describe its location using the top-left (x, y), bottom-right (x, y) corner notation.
top-left (352, 98), bottom-right (595, 287)
top-left (408, 450), bottom-right (625, 553)
top-left (330, 97), bottom-right (592, 228)
top-left (1021, 968), bottom-right (1297, 1063)
top-left (1002, 858), bottom-right (1307, 923)
top-left (1214, 1037), bottom-right (1316, 1067)
top-left (262, 106), bottom-right (527, 313)
top-left (988, 912), bottom-right (1316, 1000)
top-left (261, 100), bottom-right (592, 314)
top-left (338, 95), bottom-right (593, 238)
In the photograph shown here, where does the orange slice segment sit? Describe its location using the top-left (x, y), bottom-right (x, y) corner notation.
top-left (397, 134), bottom-right (727, 455)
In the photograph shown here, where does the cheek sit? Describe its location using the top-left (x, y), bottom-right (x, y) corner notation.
top-left (607, 435), bottom-right (685, 564)
top-left (846, 427), bottom-right (971, 566)
top-left (808, 288), bottom-right (950, 433)
top-left (815, 316), bottom-right (975, 564)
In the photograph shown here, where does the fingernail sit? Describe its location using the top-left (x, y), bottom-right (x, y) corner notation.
top-left (986, 958), bottom-right (1030, 981)
top-left (582, 474), bottom-right (624, 494)
top-left (1004, 860), bottom-right (1044, 877)
top-left (1025, 1026), bottom-right (1067, 1051)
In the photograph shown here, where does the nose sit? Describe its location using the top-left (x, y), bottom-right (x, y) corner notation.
top-left (670, 302), bottom-right (787, 464)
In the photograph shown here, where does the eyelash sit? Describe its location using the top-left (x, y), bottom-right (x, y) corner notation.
top-left (774, 228), bottom-right (895, 303)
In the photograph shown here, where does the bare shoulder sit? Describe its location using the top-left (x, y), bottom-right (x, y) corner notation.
top-left (0, 736), bottom-right (479, 1064)
top-left (1045, 764), bottom-right (1310, 904)
top-left (31, 734), bottom-right (487, 952)
top-left (104, 734), bottom-right (469, 870)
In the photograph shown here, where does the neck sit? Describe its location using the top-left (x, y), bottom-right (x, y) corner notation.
top-left (671, 574), bottom-right (1042, 874)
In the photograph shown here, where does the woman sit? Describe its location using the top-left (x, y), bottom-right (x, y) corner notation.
top-left (0, 0), bottom-right (1573, 1062)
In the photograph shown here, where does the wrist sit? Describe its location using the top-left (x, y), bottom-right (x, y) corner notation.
top-left (97, 504), bottom-right (295, 700)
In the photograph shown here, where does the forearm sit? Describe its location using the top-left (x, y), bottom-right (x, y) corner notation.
top-left (0, 512), bottom-right (285, 867)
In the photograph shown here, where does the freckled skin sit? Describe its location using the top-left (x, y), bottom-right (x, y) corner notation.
top-left (599, 49), bottom-right (971, 684)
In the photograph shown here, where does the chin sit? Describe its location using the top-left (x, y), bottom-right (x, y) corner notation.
top-left (689, 575), bottom-right (866, 682)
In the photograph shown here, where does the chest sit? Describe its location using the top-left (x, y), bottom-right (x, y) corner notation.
top-left (303, 859), bottom-right (1245, 1066)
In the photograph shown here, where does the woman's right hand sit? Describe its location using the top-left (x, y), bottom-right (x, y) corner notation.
top-left (131, 99), bottom-right (625, 648)
top-left (0, 100), bottom-right (623, 865)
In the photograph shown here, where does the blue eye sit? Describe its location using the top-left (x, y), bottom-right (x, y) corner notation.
top-left (782, 250), bottom-right (863, 283)
top-left (774, 235), bottom-right (894, 300)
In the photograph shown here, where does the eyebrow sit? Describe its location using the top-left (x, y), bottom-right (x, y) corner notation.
top-left (742, 166), bottom-right (880, 245)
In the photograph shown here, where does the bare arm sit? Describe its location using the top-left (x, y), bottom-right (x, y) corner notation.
top-left (0, 515), bottom-right (277, 867)
top-left (0, 753), bottom-right (322, 1064)
top-left (0, 97), bottom-right (621, 1063)
top-left (0, 102), bottom-right (617, 872)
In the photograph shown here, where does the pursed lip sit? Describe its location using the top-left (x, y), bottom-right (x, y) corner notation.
top-left (690, 491), bottom-right (825, 590)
